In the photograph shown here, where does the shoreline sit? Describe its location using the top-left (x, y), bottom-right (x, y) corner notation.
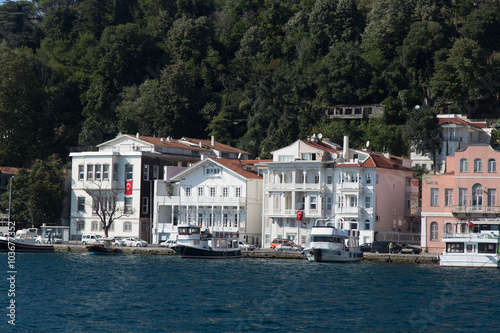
top-left (53, 244), bottom-right (440, 264)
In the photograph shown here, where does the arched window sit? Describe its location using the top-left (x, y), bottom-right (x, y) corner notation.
top-left (472, 183), bottom-right (483, 207)
top-left (460, 158), bottom-right (468, 172)
top-left (488, 159), bottom-right (496, 173)
top-left (430, 222), bottom-right (439, 241)
top-left (474, 158), bottom-right (482, 172)
top-left (445, 222), bottom-right (452, 235)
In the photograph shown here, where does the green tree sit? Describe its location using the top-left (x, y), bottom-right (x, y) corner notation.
top-left (0, 0), bottom-right (41, 49)
top-left (462, 8), bottom-right (500, 55)
top-left (40, 5), bottom-right (78, 41)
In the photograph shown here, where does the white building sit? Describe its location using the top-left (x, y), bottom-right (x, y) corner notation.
top-left (69, 133), bottom-right (250, 242)
top-left (411, 114), bottom-right (490, 173)
top-left (258, 136), bottom-right (418, 247)
top-left (154, 158), bottom-right (263, 246)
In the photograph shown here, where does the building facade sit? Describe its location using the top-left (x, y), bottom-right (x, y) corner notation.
top-left (259, 136), bottom-right (418, 247)
top-left (69, 133), bottom-right (250, 242)
top-left (421, 144), bottom-right (500, 253)
top-left (153, 158), bottom-right (263, 246)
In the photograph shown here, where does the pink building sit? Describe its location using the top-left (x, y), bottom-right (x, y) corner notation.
top-left (421, 144), bottom-right (500, 253)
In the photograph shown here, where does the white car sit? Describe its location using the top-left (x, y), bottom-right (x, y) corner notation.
top-left (122, 238), bottom-right (148, 247)
top-left (160, 239), bottom-right (177, 248)
top-left (113, 237), bottom-right (126, 247)
top-left (238, 241), bottom-right (255, 251)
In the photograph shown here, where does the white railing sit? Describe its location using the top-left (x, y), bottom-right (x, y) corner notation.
top-left (452, 206), bottom-right (500, 214)
top-left (443, 232), bottom-right (500, 240)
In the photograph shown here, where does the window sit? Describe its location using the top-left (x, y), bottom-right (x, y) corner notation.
top-left (142, 197), bottom-right (149, 214)
top-left (210, 187), bottom-right (216, 197)
top-left (365, 196), bottom-right (371, 209)
top-left (77, 197), bottom-right (85, 212)
top-left (185, 187), bottom-right (191, 197)
top-left (103, 164), bottom-right (109, 180)
top-left (460, 158), bottom-right (468, 172)
top-left (125, 165), bottom-right (133, 180)
top-left (78, 165), bottom-right (84, 181)
top-left (472, 183), bottom-right (483, 207)
top-left (234, 214), bottom-right (238, 228)
top-left (235, 187), bottom-right (241, 197)
top-left (113, 163), bottom-right (118, 181)
top-left (278, 155), bottom-right (293, 162)
top-left (91, 221), bottom-right (100, 231)
top-left (488, 188), bottom-right (496, 207)
top-left (198, 187), bottom-right (204, 197)
top-left (310, 196), bottom-right (317, 210)
top-left (143, 165), bottom-right (150, 181)
top-left (365, 174), bottom-right (371, 184)
top-left (349, 196), bottom-right (357, 207)
top-left (223, 214), bottom-right (228, 227)
top-left (77, 220), bottom-right (85, 231)
top-left (327, 197), bottom-right (332, 211)
top-left (350, 222), bottom-right (358, 230)
top-left (445, 189), bottom-right (453, 206)
top-left (123, 222), bottom-right (132, 232)
top-left (364, 220), bottom-right (370, 230)
top-left (430, 222), bottom-right (439, 241)
top-left (124, 198), bottom-right (133, 214)
top-left (445, 222), bottom-right (452, 235)
top-left (95, 164), bottom-right (102, 180)
top-left (153, 165), bottom-right (159, 180)
top-left (87, 165), bottom-right (94, 180)
top-left (314, 175), bottom-right (319, 184)
top-left (198, 213), bottom-right (203, 225)
top-left (459, 188), bottom-right (467, 206)
top-left (376, 174), bottom-right (379, 185)
top-left (430, 188), bottom-right (439, 206)
top-left (209, 214), bottom-right (214, 227)
top-left (488, 159), bottom-right (496, 173)
top-left (301, 153), bottom-right (316, 160)
top-left (223, 187), bottom-right (228, 197)
top-left (474, 158), bottom-right (482, 172)
top-left (327, 176), bottom-right (333, 184)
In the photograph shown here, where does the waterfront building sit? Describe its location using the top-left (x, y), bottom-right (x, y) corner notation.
top-left (421, 144), bottom-right (500, 253)
top-left (69, 133), bottom-right (250, 242)
top-left (153, 158), bottom-right (263, 246)
top-left (411, 114), bottom-right (490, 173)
top-left (258, 136), bottom-right (419, 247)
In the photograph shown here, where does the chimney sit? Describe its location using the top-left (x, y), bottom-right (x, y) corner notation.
top-left (343, 135), bottom-right (349, 161)
top-left (160, 137), bottom-right (164, 143)
top-left (211, 135), bottom-right (215, 146)
top-left (136, 132), bottom-right (140, 139)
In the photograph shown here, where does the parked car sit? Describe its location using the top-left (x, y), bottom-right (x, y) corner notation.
top-left (160, 239), bottom-right (177, 248)
top-left (113, 237), bottom-right (126, 247)
top-left (81, 233), bottom-right (102, 245)
top-left (275, 243), bottom-right (302, 252)
top-left (238, 241), bottom-right (255, 251)
top-left (271, 238), bottom-right (291, 249)
top-left (122, 238), bottom-right (148, 247)
top-left (35, 235), bottom-right (62, 244)
top-left (370, 241), bottom-right (402, 253)
top-left (360, 243), bottom-right (371, 252)
top-left (399, 243), bottom-right (422, 254)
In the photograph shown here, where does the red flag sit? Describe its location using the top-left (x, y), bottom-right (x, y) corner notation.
top-left (125, 180), bottom-right (133, 195)
top-left (297, 210), bottom-right (304, 221)
top-left (468, 221), bottom-right (475, 227)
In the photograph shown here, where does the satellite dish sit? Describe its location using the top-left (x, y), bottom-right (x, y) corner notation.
top-left (331, 153), bottom-right (338, 160)
top-left (366, 140), bottom-right (370, 148)
top-left (318, 133), bottom-right (323, 140)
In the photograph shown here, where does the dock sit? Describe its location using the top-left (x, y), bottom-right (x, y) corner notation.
top-left (53, 245), bottom-right (439, 263)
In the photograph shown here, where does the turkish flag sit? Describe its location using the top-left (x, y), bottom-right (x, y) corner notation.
top-left (125, 180), bottom-right (133, 195)
top-left (297, 210), bottom-right (304, 221)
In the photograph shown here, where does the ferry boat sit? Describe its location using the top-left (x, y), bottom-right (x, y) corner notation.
top-left (0, 228), bottom-right (54, 252)
top-left (304, 219), bottom-right (363, 263)
top-left (172, 225), bottom-right (241, 259)
top-left (439, 231), bottom-right (500, 268)
top-left (87, 238), bottom-right (122, 255)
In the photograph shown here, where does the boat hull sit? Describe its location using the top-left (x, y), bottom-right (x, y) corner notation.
top-left (306, 248), bottom-right (363, 263)
top-left (87, 245), bottom-right (122, 255)
top-left (0, 238), bottom-right (54, 252)
top-left (173, 244), bottom-right (241, 259)
top-left (439, 253), bottom-right (500, 268)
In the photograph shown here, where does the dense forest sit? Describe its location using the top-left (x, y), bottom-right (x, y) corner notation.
top-left (2, 0), bottom-right (500, 168)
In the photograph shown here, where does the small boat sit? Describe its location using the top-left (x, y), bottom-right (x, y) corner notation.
top-left (172, 225), bottom-right (241, 259)
top-left (304, 219), bottom-right (363, 263)
top-left (87, 238), bottom-right (122, 255)
top-left (439, 231), bottom-right (500, 268)
top-left (0, 228), bottom-right (54, 252)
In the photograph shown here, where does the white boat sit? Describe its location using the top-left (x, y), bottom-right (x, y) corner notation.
top-left (304, 219), bottom-right (363, 263)
top-left (0, 228), bottom-right (54, 252)
top-left (172, 225), bottom-right (241, 259)
top-left (439, 231), bottom-right (500, 268)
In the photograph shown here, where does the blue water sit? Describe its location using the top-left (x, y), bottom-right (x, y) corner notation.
top-left (1, 253), bottom-right (499, 332)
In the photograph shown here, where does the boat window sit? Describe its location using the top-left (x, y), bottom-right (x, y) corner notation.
top-left (312, 236), bottom-right (337, 242)
top-left (221, 239), bottom-right (227, 248)
top-left (446, 243), bottom-right (464, 253)
top-left (466, 244), bottom-right (474, 252)
top-left (478, 243), bottom-right (497, 254)
top-left (214, 239), bottom-right (220, 248)
top-left (178, 227), bottom-right (189, 235)
top-left (190, 228), bottom-right (200, 235)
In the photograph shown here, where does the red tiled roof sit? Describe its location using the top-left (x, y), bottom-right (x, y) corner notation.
top-left (181, 137), bottom-right (250, 154)
top-left (362, 153), bottom-right (413, 171)
top-left (0, 167), bottom-right (20, 175)
top-left (438, 117), bottom-right (485, 129)
top-left (302, 140), bottom-right (341, 154)
top-left (206, 158), bottom-right (262, 179)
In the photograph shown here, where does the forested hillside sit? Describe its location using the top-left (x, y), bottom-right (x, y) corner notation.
top-left (1, 0), bottom-right (500, 167)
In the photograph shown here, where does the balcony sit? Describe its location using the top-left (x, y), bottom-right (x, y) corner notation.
top-left (337, 206), bottom-right (361, 215)
top-left (452, 205), bottom-right (500, 215)
top-left (157, 196), bottom-right (246, 206)
top-left (339, 181), bottom-right (362, 190)
top-left (266, 182), bottom-right (322, 191)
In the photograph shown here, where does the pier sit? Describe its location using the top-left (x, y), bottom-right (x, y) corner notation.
top-left (53, 244), bottom-right (440, 263)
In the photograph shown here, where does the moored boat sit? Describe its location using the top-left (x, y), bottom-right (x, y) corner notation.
top-left (0, 228), bottom-right (54, 252)
top-left (439, 231), bottom-right (500, 268)
top-left (87, 238), bottom-right (122, 255)
top-left (304, 219), bottom-right (363, 263)
top-left (172, 225), bottom-right (241, 259)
